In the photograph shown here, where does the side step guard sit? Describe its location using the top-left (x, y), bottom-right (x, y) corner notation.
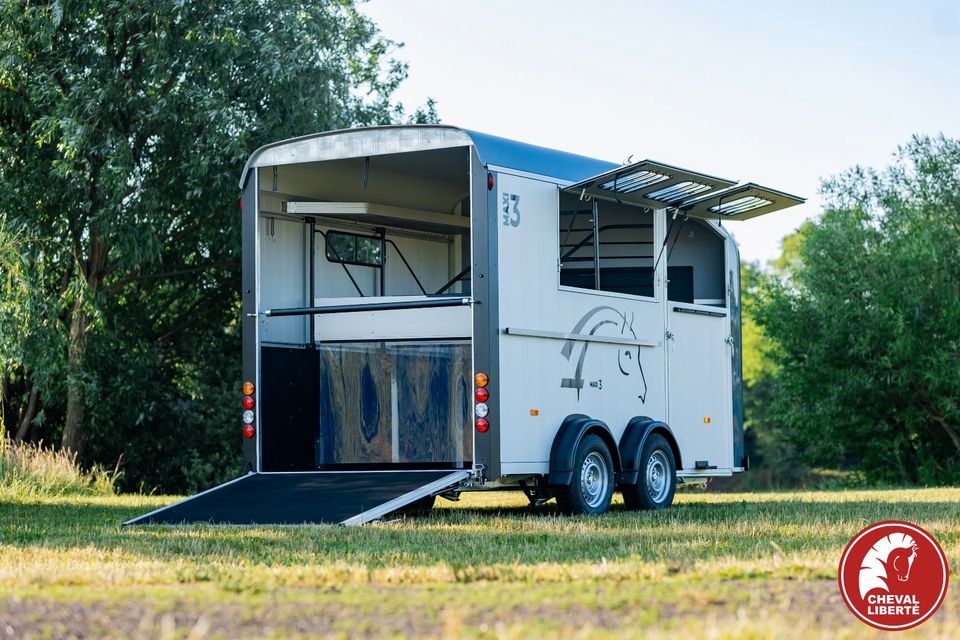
top-left (123, 470), bottom-right (471, 526)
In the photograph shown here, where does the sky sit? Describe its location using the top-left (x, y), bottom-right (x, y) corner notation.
top-left (360, 0), bottom-right (960, 263)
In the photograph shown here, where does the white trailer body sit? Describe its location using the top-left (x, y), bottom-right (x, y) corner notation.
top-left (127, 125), bottom-right (802, 525)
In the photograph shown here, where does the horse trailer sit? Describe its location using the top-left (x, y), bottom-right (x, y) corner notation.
top-left (128, 125), bottom-right (803, 525)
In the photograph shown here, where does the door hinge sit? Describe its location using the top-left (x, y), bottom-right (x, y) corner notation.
top-left (724, 335), bottom-right (734, 345)
top-left (665, 330), bottom-right (675, 341)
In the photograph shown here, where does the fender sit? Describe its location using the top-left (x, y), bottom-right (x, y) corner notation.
top-left (548, 414), bottom-right (621, 486)
top-left (618, 416), bottom-right (682, 485)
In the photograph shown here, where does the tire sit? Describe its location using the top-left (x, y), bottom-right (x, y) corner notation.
top-left (555, 434), bottom-right (615, 515)
top-left (622, 434), bottom-right (676, 510)
top-left (395, 495), bottom-right (436, 518)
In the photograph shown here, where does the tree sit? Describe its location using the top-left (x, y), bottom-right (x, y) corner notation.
top-left (757, 135), bottom-right (960, 484)
top-left (0, 1), bottom-right (432, 487)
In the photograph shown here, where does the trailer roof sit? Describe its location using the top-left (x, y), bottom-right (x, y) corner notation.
top-left (240, 125), bottom-right (617, 188)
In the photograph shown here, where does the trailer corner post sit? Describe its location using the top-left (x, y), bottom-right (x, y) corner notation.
top-left (240, 168), bottom-right (260, 473)
top-left (471, 151), bottom-right (500, 482)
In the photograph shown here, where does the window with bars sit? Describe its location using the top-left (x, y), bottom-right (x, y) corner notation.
top-left (558, 196), bottom-right (656, 298)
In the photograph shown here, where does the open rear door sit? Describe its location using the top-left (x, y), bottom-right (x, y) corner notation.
top-left (124, 470), bottom-right (470, 526)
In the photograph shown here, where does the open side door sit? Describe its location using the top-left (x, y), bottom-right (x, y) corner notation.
top-left (124, 470), bottom-right (470, 526)
top-left (563, 159), bottom-right (736, 209)
top-left (679, 183), bottom-right (805, 221)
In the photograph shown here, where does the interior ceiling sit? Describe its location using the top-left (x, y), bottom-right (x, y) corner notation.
top-left (261, 147), bottom-right (471, 214)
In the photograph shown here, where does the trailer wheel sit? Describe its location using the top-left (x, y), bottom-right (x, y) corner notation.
top-left (622, 434), bottom-right (676, 510)
top-left (555, 434), bottom-right (614, 515)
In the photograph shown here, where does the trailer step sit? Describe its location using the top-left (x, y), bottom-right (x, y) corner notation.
top-left (123, 470), bottom-right (471, 526)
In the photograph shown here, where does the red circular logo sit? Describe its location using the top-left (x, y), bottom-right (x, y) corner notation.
top-left (838, 520), bottom-right (949, 631)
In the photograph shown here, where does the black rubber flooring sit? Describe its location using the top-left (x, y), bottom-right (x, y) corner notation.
top-left (124, 471), bottom-right (458, 525)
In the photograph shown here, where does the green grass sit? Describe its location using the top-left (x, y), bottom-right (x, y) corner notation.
top-left (1, 487), bottom-right (958, 638)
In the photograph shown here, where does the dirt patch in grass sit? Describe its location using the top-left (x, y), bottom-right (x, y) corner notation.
top-left (2, 579), bottom-right (953, 639)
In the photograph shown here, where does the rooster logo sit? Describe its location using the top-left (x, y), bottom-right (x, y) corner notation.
top-left (859, 532), bottom-right (919, 599)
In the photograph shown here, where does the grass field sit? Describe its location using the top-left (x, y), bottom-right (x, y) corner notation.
top-left (1, 487), bottom-right (958, 639)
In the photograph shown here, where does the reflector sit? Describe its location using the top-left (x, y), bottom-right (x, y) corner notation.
top-left (475, 418), bottom-right (489, 433)
top-left (242, 424), bottom-right (255, 438)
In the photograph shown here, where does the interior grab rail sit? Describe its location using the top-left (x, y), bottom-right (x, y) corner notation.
top-left (264, 297), bottom-right (472, 318)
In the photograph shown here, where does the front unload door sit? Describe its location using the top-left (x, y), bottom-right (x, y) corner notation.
top-left (666, 306), bottom-right (733, 471)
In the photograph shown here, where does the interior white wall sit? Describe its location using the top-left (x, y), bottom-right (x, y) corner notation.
top-left (259, 216), bottom-right (308, 345)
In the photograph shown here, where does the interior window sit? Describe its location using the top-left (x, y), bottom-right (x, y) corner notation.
top-left (324, 230), bottom-right (383, 267)
top-left (559, 195), bottom-right (655, 297)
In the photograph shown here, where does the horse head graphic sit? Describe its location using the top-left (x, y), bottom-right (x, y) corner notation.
top-left (560, 306), bottom-right (647, 402)
top-left (859, 532), bottom-right (919, 598)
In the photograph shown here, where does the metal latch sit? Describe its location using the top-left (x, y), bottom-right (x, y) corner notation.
top-left (665, 330), bottom-right (675, 341)
top-left (724, 335), bottom-right (734, 345)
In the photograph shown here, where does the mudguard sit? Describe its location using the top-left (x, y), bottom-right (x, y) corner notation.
top-left (548, 414), bottom-right (621, 486)
top-left (618, 416), bottom-right (682, 485)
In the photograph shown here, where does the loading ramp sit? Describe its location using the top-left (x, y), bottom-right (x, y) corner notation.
top-left (124, 469), bottom-right (471, 526)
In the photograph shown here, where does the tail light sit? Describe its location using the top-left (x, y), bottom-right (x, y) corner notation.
top-left (474, 371), bottom-right (490, 432)
top-left (242, 380), bottom-right (256, 438)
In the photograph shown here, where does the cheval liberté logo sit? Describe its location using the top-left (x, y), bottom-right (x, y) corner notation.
top-left (838, 521), bottom-right (949, 631)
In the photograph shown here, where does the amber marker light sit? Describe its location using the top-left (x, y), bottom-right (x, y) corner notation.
top-left (474, 372), bottom-right (489, 388)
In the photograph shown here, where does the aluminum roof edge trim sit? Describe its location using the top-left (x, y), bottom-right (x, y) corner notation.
top-left (238, 125), bottom-right (473, 189)
top-left (238, 125), bottom-right (618, 190)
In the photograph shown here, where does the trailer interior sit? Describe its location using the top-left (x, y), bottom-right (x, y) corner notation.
top-left (256, 146), bottom-right (474, 473)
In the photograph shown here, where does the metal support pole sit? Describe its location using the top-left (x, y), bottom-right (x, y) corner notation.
top-left (307, 217), bottom-right (316, 347)
top-left (592, 199), bottom-right (601, 290)
top-left (377, 227), bottom-right (386, 296)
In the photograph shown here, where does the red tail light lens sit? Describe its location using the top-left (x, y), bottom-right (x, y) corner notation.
top-left (474, 387), bottom-right (489, 402)
top-left (242, 423), bottom-right (255, 438)
top-left (475, 417), bottom-right (489, 433)
top-left (487, 172), bottom-right (495, 191)
top-left (242, 395), bottom-right (255, 410)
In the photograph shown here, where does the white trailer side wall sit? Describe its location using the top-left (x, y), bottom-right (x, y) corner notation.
top-left (495, 174), bottom-right (668, 475)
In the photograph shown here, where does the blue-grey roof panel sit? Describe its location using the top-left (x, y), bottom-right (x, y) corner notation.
top-left (464, 129), bottom-right (618, 183)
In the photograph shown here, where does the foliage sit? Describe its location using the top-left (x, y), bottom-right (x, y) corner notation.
top-left (0, 0), bottom-right (431, 492)
top-left (757, 135), bottom-right (960, 484)
top-left (0, 437), bottom-right (117, 495)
